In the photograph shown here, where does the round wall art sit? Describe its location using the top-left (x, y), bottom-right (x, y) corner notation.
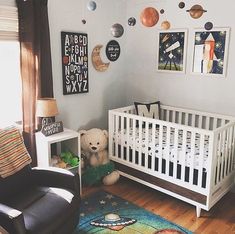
top-left (161, 20), bottom-right (171, 30)
top-left (128, 17), bottom-right (136, 26)
top-left (140, 7), bottom-right (159, 27)
top-left (110, 23), bottom-right (124, 38)
top-left (91, 45), bottom-right (110, 72)
top-left (87, 1), bottom-right (97, 11)
top-left (204, 21), bottom-right (213, 30)
top-left (186, 5), bottom-right (207, 19)
top-left (106, 40), bottom-right (120, 62)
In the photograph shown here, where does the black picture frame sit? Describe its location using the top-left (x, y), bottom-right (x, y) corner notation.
top-left (61, 31), bottom-right (89, 95)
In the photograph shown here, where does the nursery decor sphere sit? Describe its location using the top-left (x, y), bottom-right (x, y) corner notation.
top-left (161, 20), bottom-right (171, 30)
top-left (186, 4), bottom-right (207, 19)
top-left (178, 2), bottom-right (185, 9)
top-left (110, 23), bottom-right (124, 38)
top-left (87, 1), bottom-right (97, 11)
top-left (204, 21), bottom-right (213, 30)
top-left (140, 7), bottom-right (159, 27)
top-left (128, 17), bottom-right (136, 26)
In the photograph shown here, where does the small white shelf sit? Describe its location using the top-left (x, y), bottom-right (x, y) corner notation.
top-left (35, 128), bottom-right (81, 193)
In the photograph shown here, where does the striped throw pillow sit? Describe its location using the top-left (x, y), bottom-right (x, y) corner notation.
top-left (0, 126), bottom-right (32, 178)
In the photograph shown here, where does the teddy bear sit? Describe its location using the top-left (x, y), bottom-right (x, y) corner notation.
top-left (80, 128), bottom-right (120, 186)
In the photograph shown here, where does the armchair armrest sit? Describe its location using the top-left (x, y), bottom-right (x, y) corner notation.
top-left (31, 167), bottom-right (80, 195)
top-left (0, 203), bottom-right (26, 234)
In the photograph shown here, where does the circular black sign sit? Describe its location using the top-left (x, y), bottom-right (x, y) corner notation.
top-left (106, 40), bottom-right (121, 62)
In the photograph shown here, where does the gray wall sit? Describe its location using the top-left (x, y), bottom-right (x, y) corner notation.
top-left (48, 0), bottom-right (127, 131)
top-left (125, 0), bottom-right (235, 118)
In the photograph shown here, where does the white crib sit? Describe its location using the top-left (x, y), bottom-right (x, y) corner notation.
top-left (108, 104), bottom-right (235, 217)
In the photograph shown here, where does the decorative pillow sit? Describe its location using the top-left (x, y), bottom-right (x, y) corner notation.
top-left (0, 126), bottom-right (32, 178)
top-left (134, 101), bottom-right (161, 119)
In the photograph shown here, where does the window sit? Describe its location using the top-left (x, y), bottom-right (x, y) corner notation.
top-left (0, 5), bottom-right (22, 127)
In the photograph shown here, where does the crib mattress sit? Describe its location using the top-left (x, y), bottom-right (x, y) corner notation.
top-left (113, 127), bottom-right (210, 170)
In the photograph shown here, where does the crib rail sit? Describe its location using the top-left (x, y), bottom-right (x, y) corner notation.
top-left (161, 105), bottom-right (234, 130)
top-left (109, 109), bottom-right (214, 195)
top-left (109, 105), bottom-right (235, 211)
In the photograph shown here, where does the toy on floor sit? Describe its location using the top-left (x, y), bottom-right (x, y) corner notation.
top-left (80, 128), bottom-right (120, 186)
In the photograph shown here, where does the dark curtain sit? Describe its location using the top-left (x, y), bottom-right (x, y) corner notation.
top-left (17, 0), bottom-right (54, 166)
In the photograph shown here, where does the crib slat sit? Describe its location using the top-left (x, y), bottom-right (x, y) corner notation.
top-left (126, 117), bottom-right (130, 162)
top-left (166, 110), bottom-right (170, 122)
top-left (158, 125), bottom-right (163, 173)
top-left (172, 111), bottom-right (176, 123)
top-left (225, 128), bottom-right (231, 176)
top-left (185, 113), bottom-right (189, 126)
top-left (198, 115), bottom-right (202, 129)
top-left (120, 116), bottom-right (124, 160)
top-left (138, 120), bottom-right (143, 166)
top-left (216, 132), bottom-right (223, 183)
top-left (231, 127), bottom-right (235, 171)
top-left (192, 114), bottom-right (196, 127)
top-left (145, 122), bottom-right (149, 168)
top-left (178, 112), bottom-right (182, 124)
top-left (115, 115), bottom-right (119, 158)
top-left (205, 116), bottom-right (210, 130)
top-left (173, 128), bottom-right (178, 179)
top-left (198, 134), bottom-right (205, 188)
top-left (132, 119), bottom-right (136, 163)
top-left (228, 126), bottom-right (235, 172)
top-left (181, 130), bottom-right (187, 181)
top-left (151, 123), bottom-right (156, 172)
top-left (189, 132), bottom-right (196, 185)
top-left (213, 118), bottom-right (218, 130)
top-left (220, 130), bottom-right (227, 180)
top-left (165, 126), bottom-right (171, 176)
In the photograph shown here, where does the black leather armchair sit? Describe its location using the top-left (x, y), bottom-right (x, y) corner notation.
top-left (0, 166), bottom-right (81, 234)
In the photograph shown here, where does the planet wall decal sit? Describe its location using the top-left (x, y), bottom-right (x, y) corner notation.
top-left (161, 20), bottom-right (171, 30)
top-left (111, 23), bottom-right (124, 38)
top-left (160, 9), bottom-right (165, 14)
top-left (178, 2), bottom-right (185, 9)
top-left (87, 1), bottom-right (97, 11)
top-left (186, 4), bottom-right (207, 19)
top-left (204, 21), bottom-right (213, 30)
top-left (140, 7), bottom-right (159, 27)
top-left (128, 17), bottom-right (136, 26)
top-left (91, 45), bottom-right (110, 72)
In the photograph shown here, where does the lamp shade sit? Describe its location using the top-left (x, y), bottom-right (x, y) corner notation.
top-left (36, 98), bottom-right (59, 117)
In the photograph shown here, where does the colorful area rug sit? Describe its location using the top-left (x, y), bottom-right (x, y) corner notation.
top-left (73, 190), bottom-right (193, 234)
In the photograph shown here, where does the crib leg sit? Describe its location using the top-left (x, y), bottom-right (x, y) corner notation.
top-left (196, 206), bottom-right (201, 218)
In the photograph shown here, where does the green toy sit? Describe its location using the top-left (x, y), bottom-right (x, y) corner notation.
top-left (82, 161), bottom-right (115, 186)
top-left (61, 150), bottom-right (79, 167)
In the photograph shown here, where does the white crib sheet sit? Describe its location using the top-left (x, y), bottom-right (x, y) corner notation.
top-left (113, 127), bottom-right (210, 170)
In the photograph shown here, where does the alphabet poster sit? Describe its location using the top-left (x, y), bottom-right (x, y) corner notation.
top-left (61, 31), bottom-right (88, 95)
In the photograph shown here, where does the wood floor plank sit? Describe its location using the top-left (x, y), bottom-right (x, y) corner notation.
top-left (82, 177), bottom-right (235, 233)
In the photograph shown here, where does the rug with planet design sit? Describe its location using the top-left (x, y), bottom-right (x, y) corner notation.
top-left (73, 190), bottom-right (193, 234)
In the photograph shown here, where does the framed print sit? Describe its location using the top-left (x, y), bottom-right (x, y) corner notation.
top-left (191, 28), bottom-right (230, 77)
top-left (61, 31), bottom-right (88, 95)
top-left (157, 29), bottom-right (187, 73)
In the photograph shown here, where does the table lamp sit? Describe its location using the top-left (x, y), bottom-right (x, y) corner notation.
top-left (36, 98), bottom-right (59, 127)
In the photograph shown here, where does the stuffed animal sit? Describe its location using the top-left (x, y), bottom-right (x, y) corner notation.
top-left (80, 128), bottom-right (120, 186)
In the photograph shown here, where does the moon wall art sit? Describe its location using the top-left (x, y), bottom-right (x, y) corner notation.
top-left (91, 45), bottom-right (110, 72)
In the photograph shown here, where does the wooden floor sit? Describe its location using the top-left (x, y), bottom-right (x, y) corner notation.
top-left (82, 177), bottom-right (235, 234)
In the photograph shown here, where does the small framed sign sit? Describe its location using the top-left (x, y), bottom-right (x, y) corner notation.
top-left (41, 121), bottom-right (64, 136)
top-left (61, 31), bottom-right (89, 95)
top-left (106, 40), bottom-right (121, 62)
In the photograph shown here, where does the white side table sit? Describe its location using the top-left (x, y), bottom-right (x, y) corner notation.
top-left (35, 128), bottom-right (81, 193)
